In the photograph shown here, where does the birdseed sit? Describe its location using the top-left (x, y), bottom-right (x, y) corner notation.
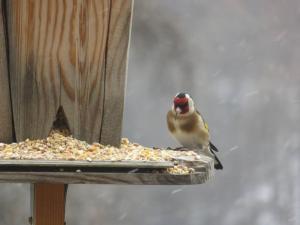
top-left (0, 130), bottom-right (202, 174)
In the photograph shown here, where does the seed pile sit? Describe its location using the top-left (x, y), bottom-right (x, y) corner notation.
top-left (167, 165), bottom-right (195, 175)
top-left (0, 130), bottom-right (201, 174)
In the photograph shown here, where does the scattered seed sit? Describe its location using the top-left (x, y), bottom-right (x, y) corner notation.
top-left (0, 130), bottom-right (202, 175)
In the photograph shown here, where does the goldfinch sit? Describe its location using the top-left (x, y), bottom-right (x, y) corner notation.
top-left (167, 92), bottom-right (223, 170)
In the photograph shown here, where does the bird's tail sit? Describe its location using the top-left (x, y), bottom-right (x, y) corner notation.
top-left (210, 150), bottom-right (223, 170)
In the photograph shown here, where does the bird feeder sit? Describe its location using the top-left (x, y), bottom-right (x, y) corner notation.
top-left (0, 1), bottom-right (214, 225)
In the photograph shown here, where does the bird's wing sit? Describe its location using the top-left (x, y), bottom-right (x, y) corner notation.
top-left (210, 150), bottom-right (223, 169)
top-left (209, 141), bottom-right (219, 152)
top-left (196, 110), bottom-right (219, 152)
top-left (196, 110), bottom-right (209, 132)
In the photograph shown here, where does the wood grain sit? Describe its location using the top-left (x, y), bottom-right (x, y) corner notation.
top-left (5, 0), bottom-right (133, 144)
top-left (0, 0), bottom-right (14, 143)
top-left (59, 0), bottom-right (110, 143)
top-left (6, 0), bottom-right (61, 141)
top-left (33, 183), bottom-right (66, 225)
top-left (0, 171), bottom-right (209, 185)
top-left (100, 0), bottom-right (133, 146)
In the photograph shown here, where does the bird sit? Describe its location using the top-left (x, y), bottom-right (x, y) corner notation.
top-left (166, 92), bottom-right (223, 170)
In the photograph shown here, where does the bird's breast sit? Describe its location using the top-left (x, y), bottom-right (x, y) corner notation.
top-left (171, 119), bottom-right (199, 149)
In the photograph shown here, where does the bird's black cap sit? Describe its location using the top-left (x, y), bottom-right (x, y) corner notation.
top-left (176, 92), bottom-right (186, 98)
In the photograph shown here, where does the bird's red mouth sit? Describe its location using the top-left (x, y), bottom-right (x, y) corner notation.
top-left (174, 97), bottom-right (189, 114)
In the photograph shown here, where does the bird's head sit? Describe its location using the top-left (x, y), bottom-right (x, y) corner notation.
top-left (172, 92), bottom-right (195, 117)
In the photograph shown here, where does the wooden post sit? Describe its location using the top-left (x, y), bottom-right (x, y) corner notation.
top-left (0, 0), bottom-right (14, 143)
top-left (31, 184), bottom-right (66, 225)
top-left (3, 0), bottom-right (133, 224)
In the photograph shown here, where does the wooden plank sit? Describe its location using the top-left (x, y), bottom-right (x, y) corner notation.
top-left (5, 0), bottom-right (61, 141)
top-left (0, 171), bottom-right (209, 185)
top-left (100, 0), bottom-right (133, 146)
top-left (0, 0), bottom-right (14, 143)
top-left (0, 159), bottom-right (173, 169)
top-left (59, 0), bottom-right (111, 143)
top-left (5, 0), bottom-right (133, 145)
top-left (33, 183), bottom-right (65, 225)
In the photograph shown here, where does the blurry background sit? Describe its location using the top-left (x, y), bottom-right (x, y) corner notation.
top-left (0, 0), bottom-right (299, 224)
